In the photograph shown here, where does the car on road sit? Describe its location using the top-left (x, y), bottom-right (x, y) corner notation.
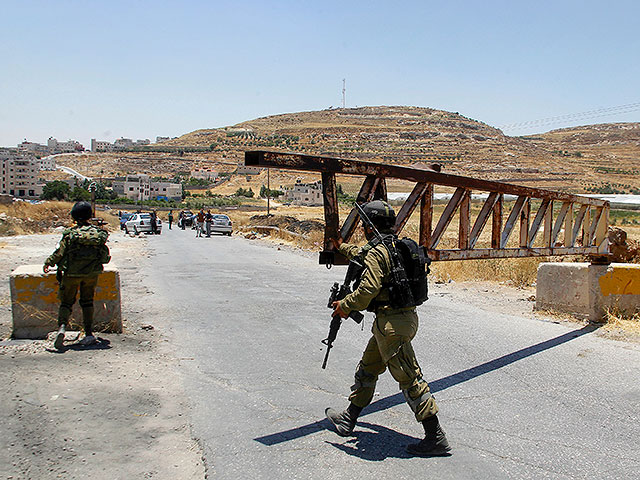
top-left (124, 213), bottom-right (162, 234)
top-left (210, 214), bottom-right (232, 236)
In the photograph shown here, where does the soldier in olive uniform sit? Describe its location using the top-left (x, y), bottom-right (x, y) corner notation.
top-left (326, 200), bottom-right (450, 457)
top-left (44, 201), bottom-right (111, 349)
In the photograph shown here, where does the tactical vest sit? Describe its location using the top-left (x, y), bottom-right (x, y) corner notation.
top-left (361, 234), bottom-right (430, 310)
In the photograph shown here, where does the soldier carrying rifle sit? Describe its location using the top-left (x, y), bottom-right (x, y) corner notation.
top-left (325, 200), bottom-right (451, 457)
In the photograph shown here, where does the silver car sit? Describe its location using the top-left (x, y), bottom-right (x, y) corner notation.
top-left (124, 213), bottom-right (162, 234)
top-left (210, 214), bottom-right (232, 236)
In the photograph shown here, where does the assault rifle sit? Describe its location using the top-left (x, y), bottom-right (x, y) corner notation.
top-left (322, 257), bottom-right (364, 369)
top-left (354, 203), bottom-right (414, 308)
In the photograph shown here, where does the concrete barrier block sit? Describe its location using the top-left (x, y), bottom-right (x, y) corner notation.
top-left (10, 265), bottom-right (122, 339)
top-left (536, 262), bottom-right (640, 321)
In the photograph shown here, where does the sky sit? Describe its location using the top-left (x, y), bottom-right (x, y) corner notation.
top-left (1, 0), bottom-right (639, 148)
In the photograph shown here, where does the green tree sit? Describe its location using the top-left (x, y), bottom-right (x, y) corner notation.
top-left (71, 186), bottom-right (91, 201)
top-left (41, 181), bottom-right (71, 200)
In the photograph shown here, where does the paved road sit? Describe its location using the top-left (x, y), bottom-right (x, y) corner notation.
top-left (139, 228), bottom-right (640, 479)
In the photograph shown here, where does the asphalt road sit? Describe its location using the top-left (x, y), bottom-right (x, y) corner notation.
top-left (140, 227), bottom-right (640, 479)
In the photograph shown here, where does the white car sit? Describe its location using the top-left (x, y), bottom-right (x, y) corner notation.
top-left (125, 213), bottom-right (162, 234)
top-left (210, 214), bottom-right (232, 236)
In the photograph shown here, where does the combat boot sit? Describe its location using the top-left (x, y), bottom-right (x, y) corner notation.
top-left (406, 414), bottom-right (451, 457)
top-left (54, 324), bottom-right (66, 350)
top-left (325, 403), bottom-right (362, 437)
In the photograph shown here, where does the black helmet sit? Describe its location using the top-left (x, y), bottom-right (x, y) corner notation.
top-left (361, 200), bottom-right (396, 231)
top-left (71, 201), bottom-right (92, 221)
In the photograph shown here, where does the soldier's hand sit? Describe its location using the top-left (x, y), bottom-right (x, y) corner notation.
top-left (329, 237), bottom-right (343, 250)
top-left (43, 265), bottom-right (49, 273)
top-left (332, 301), bottom-right (348, 319)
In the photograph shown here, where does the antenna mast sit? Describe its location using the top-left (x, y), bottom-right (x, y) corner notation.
top-left (342, 79), bottom-right (346, 108)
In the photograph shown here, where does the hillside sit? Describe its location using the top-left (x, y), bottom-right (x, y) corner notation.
top-left (53, 106), bottom-right (640, 195)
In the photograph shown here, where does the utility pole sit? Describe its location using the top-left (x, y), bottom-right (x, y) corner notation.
top-left (342, 79), bottom-right (346, 108)
top-left (266, 167), bottom-right (270, 216)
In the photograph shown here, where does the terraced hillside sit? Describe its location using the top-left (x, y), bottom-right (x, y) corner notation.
top-left (52, 106), bottom-right (640, 195)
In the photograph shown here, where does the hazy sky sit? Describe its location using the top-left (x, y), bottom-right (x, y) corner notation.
top-left (2, 0), bottom-right (639, 148)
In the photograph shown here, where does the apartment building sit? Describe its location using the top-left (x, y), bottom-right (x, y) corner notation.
top-left (0, 151), bottom-right (43, 199)
top-left (39, 156), bottom-right (57, 171)
top-left (91, 138), bottom-right (151, 152)
top-left (47, 137), bottom-right (83, 153)
top-left (112, 174), bottom-right (182, 201)
top-left (18, 141), bottom-right (48, 155)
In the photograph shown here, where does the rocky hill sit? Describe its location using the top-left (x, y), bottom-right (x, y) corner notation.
top-left (53, 106), bottom-right (640, 195)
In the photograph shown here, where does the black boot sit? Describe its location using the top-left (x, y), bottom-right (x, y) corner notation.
top-left (54, 323), bottom-right (66, 350)
top-left (406, 415), bottom-right (451, 456)
top-left (325, 403), bottom-right (363, 437)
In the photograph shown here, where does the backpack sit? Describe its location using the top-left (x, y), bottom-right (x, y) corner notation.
top-left (382, 236), bottom-right (431, 308)
top-left (62, 225), bottom-right (110, 275)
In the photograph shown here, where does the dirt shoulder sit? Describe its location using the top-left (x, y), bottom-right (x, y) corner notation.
top-left (0, 233), bottom-right (205, 479)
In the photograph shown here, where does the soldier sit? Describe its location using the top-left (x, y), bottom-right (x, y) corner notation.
top-left (168, 210), bottom-right (174, 230)
top-left (44, 201), bottom-right (111, 349)
top-left (326, 200), bottom-right (450, 457)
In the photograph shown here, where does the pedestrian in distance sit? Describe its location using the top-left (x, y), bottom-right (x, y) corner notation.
top-left (150, 210), bottom-right (159, 235)
top-left (326, 200), bottom-right (451, 457)
top-left (43, 201), bottom-right (111, 349)
top-left (196, 209), bottom-right (205, 237)
top-left (168, 210), bottom-right (173, 230)
top-left (205, 210), bottom-right (213, 237)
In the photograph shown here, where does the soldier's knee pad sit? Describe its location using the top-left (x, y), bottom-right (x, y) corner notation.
top-left (351, 364), bottom-right (377, 392)
top-left (402, 379), bottom-right (433, 414)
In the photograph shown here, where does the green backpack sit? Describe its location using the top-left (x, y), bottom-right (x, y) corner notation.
top-left (62, 225), bottom-right (110, 275)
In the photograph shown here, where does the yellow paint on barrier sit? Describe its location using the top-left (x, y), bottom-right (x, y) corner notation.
top-left (598, 265), bottom-right (640, 296)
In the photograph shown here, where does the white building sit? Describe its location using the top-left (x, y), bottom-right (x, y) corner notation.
top-left (285, 179), bottom-right (323, 206)
top-left (91, 139), bottom-right (113, 152)
top-left (18, 141), bottom-right (48, 155)
top-left (39, 156), bottom-right (57, 171)
top-left (47, 137), bottom-right (83, 153)
top-left (1, 152), bottom-right (43, 199)
top-left (112, 174), bottom-right (182, 201)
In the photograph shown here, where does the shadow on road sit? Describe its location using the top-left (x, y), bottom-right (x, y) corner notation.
top-left (254, 324), bottom-right (599, 448)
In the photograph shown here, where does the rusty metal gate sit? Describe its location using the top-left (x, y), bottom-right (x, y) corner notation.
top-left (245, 151), bottom-right (610, 265)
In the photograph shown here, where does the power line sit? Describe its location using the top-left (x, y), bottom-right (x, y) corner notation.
top-left (500, 102), bottom-right (640, 132)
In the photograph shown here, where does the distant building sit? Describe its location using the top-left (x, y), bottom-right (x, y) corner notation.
top-left (47, 137), bottom-right (84, 153)
top-left (1, 151), bottom-right (43, 199)
top-left (91, 139), bottom-right (113, 152)
top-left (236, 161), bottom-right (262, 175)
top-left (39, 156), bottom-right (56, 171)
top-left (156, 136), bottom-right (170, 143)
top-left (18, 141), bottom-right (48, 155)
top-left (285, 179), bottom-right (323, 206)
top-left (112, 174), bottom-right (182, 201)
top-left (91, 138), bottom-right (151, 152)
top-left (191, 168), bottom-right (218, 181)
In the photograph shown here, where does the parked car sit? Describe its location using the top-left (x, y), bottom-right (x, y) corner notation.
top-left (124, 213), bottom-right (162, 234)
top-left (210, 214), bottom-right (232, 236)
top-left (119, 212), bottom-right (134, 230)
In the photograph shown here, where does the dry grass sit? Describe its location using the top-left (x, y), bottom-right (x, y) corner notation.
top-left (0, 201), bottom-right (119, 236)
top-left (602, 308), bottom-right (640, 336)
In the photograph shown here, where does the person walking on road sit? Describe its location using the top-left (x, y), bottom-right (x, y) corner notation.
top-left (325, 200), bottom-right (451, 457)
top-left (168, 210), bottom-right (173, 230)
top-left (43, 201), bottom-right (111, 349)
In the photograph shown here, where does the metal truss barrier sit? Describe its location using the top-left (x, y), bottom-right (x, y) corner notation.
top-left (245, 151), bottom-right (610, 265)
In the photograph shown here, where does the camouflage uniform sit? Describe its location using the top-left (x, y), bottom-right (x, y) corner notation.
top-left (45, 224), bottom-right (110, 332)
top-left (337, 239), bottom-right (438, 422)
